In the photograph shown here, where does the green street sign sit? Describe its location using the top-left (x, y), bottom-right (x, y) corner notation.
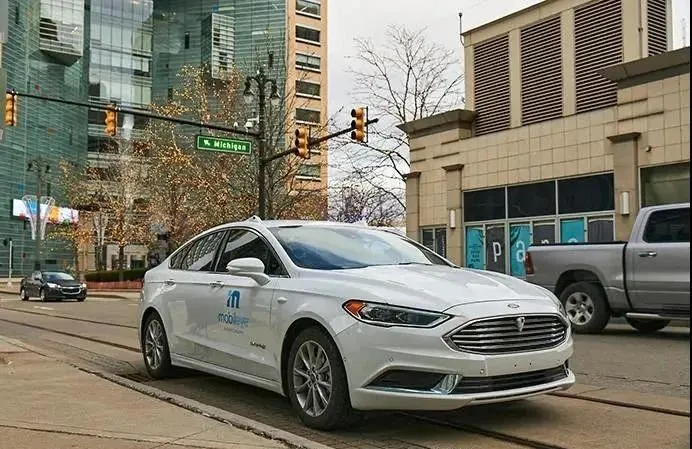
top-left (196, 135), bottom-right (252, 155)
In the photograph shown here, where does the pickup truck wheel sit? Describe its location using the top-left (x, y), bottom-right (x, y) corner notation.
top-left (625, 317), bottom-right (670, 333)
top-left (560, 282), bottom-right (610, 334)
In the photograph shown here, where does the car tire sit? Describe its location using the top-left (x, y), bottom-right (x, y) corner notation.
top-left (77, 297), bottom-right (86, 302)
top-left (20, 288), bottom-right (29, 301)
top-left (560, 281), bottom-right (610, 334)
top-left (39, 289), bottom-right (47, 302)
top-left (625, 317), bottom-right (670, 333)
top-left (142, 313), bottom-right (173, 379)
top-left (287, 326), bottom-right (356, 430)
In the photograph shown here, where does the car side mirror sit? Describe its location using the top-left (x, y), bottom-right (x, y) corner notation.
top-left (33, 275), bottom-right (41, 281)
top-left (226, 258), bottom-right (271, 286)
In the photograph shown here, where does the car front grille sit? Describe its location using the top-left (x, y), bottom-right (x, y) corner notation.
top-left (452, 365), bottom-right (568, 394)
top-left (446, 314), bottom-right (568, 354)
top-left (61, 287), bottom-right (81, 294)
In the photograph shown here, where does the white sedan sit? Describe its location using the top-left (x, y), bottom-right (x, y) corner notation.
top-left (138, 217), bottom-right (575, 430)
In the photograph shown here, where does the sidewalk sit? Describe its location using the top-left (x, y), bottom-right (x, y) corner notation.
top-left (0, 337), bottom-right (289, 449)
top-left (0, 282), bottom-right (141, 300)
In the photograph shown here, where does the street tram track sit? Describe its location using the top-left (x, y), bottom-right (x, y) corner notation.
top-left (1, 306), bottom-right (689, 433)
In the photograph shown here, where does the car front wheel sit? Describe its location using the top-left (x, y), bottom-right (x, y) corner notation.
top-left (287, 326), bottom-right (355, 430)
top-left (142, 313), bottom-right (173, 379)
top-left (20, 288), bottom-right (29, 301)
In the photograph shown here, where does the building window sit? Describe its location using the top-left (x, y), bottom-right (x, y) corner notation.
top-left (296, 164), bottom-right (321, 179)
top-left (463, 187), bottom-right (506, 222)
top-left (296, 25), bottom-right (320, 44)
top-left (296, 108), bottom-right (320, 124)
top-left (184, 32), bottom-right (190, 49)
top-left (421, 227), bottom-right (446, 257)
top-left (296, 53), bottom-right (320, 71)
top-left (296, 80), bottom-right (321, 98)
top-left (507, 181), bottom-right (556, 218)
top-left (473, 35), bottom-right (510, 135)
top-left (640, 162), bottom-right (690, 207)
top-left (557, 173), bottom-right (614, 214)
top-left (296, 0), bottom-right (320, 17)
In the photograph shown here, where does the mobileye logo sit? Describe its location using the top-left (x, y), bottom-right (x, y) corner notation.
top-left (217, 289), bottom-right (249, 329)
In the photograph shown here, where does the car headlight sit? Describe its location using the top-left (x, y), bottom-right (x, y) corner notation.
top-left (342, 300), bottom-right (451, 328)
top-left (80, 283), bottom-right (87, 289)
top-left (46, 282), bottom-right (59, 289)
top-left (534, 285), bottom-right (568, 319)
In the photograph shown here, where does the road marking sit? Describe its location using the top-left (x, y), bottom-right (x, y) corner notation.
top-left (34, 306), bottom-right (54, 311)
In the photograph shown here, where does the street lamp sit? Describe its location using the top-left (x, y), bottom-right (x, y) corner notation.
top-left (243, 66), bottom-right (280, 219)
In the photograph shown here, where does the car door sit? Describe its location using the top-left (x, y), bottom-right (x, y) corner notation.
top-left (164, 230), bottom-right (226, 362)
top-left (28, 271), bottom-right (42, 296)
top-left (627, 206), bottom-right (690, 313)
top-left (205, 228), bottom-right (285, 381)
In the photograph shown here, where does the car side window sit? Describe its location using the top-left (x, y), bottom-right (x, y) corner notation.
top-left (215, 230), bottom-right (286, 276)
top-left (643, 208), bottom-right (690, 243)
top-left (179, 231), bottom-right (225, 271)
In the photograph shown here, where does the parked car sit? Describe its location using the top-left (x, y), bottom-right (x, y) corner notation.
top-left (20, 271), bottom-right (88, 302)
top-left (525, 202), bottom-right (690, 334)
top-left (138, 217), bottom-right (575, 430)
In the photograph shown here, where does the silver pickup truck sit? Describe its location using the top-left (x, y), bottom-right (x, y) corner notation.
top-left (525, 202), bottom-right (690, 334)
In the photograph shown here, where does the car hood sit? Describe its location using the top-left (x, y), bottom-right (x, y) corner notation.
top-left (312, 264), bottom-right (554, 312)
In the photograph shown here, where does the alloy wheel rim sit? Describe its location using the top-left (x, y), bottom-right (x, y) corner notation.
top-left (144, 319), bottom-right (165, 370)
top-left (292, 340), bottom-right (333, 417)
top-left (565, 292), bottom-right (595, 325)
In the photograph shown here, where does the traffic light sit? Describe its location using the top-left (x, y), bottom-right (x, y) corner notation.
top-left (350, 107), bottom-right (367, 142)
top-left (294, 127), bottom-right (309, 159)
top-left (4, 92), bottom-right (18, 127)
top-left (104, 105), bottom-right (118, 137)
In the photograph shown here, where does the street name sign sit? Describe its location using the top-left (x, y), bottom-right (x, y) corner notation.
top-left (196, 135), bottom-right (252, 155)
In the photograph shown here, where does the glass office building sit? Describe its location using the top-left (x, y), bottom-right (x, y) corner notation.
top-left (0, 0), bottom-right (89, 276)
top-left (151, 0), bottom-right (287, 102)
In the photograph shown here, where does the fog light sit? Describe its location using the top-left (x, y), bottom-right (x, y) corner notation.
top-left (432, 374), bottom-right (462, 394)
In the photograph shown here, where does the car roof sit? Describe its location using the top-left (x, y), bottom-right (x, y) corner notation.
top-left (207, 218), bottom-right (387, 233)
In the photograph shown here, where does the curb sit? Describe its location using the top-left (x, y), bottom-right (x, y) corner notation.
top-left (0, 336), bottom-right (335, 449)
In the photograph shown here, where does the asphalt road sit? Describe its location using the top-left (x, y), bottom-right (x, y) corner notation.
top-left (0, 293), bottom-right (689, 449)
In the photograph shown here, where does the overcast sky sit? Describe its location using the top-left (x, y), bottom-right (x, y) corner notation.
top-left (327, 0), bottom-right (691, 121)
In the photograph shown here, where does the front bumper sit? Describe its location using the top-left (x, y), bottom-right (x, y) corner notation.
top-left (336, 300), bottom-right (574, 411)
top-left (44, 287), bottom-right (87, 300)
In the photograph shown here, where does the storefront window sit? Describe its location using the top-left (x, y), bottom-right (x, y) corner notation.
top-left (421, 227), bottom-right (446, 257)
top-left (641, 162), bottom-right (690, 207)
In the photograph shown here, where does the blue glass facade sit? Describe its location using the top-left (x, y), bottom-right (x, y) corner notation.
top-left (0, 0), bottom-right (89, 276)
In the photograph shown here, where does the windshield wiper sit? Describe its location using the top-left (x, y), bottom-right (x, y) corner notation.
top-left (396, 262), bottom-right (432, 266)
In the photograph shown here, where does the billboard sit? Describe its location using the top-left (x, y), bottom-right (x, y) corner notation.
top-left (12, 199), bottom-right (79, 225)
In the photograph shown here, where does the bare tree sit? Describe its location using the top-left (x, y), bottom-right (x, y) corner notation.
top-left (328, 185), bottom-right (405, 226)
top-left (331, 25), bottom-right (463, 213)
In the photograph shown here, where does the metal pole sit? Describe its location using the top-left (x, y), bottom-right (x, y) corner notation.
top-left (34, 162), bottom-right (42, 271)
top-left (257, 67), bottom-right (267, 220)
top-left (7, 239), bottom-right (12, 286)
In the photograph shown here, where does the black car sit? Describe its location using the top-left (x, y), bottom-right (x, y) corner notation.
top-left (20, 271), bottom-right (87, 302)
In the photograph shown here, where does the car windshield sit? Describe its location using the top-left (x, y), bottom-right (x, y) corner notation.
top-left (44, 272), bottom-right (75, 281)
top-left (269, 225), bottom-right (451, 270)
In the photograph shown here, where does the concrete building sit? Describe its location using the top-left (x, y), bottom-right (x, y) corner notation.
top-left (398, 0), bottom-right (689, 278)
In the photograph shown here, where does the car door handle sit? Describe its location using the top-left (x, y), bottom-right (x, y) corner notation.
top-left (164, 279), bottom-right (175, 285)
top-left (276, 296), bottom-right (288, 304)
top-left (209, 280), bottom-right (224, 288)
top-left (638, 251), bottom-right (657, 258)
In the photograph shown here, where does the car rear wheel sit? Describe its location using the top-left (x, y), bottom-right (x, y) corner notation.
top-left (20, 288), bottom-right (29, 301)
top-left (560, 281), bottom-right (610, 334)
top-left (142, 313), bottom-right (173, 379)
top-left (287, 326), bottom-right (355, 430)
top-left (625, 317), bottom-right (670, 333)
